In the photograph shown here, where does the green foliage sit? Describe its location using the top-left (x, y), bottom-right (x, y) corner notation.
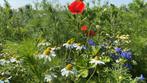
top-left (0, 0), bottom-right (147, 83)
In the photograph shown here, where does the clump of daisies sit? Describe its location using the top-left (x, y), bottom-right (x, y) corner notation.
top-left (0, 57), bottom-right (19, 66)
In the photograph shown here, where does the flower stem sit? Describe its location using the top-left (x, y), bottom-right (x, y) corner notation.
top-left (86, 67), bottom-right (97, 83)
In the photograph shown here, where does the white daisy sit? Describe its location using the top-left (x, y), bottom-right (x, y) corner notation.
top-left (44, 73), bottom-right (57, 82)
top-left (9, 58), bottom-right (17, 63)
top-left (0, 59), bottom-right (7, 65)
top-left (89, 56), bottom-right (105, 67)
top-left (63, 43), bottom-right (75, 49)
top-left (76, 45), bottom-right (84, 50)
top-left (63, 38), bottom-right (75, 49)
top-left (38, 47), bottom-right (56, 61)
top-left (73, 43), bottom-right (86, 51)
top-left (61, 64), bottom-right (77, 77)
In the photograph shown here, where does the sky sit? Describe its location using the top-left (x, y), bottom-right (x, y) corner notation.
top-left (0, 0), bottom-right (146, 9)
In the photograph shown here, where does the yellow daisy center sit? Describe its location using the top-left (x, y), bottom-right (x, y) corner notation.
top-left (94, 56), bottom-right (99, 60)
top-left (46, 47), bottom-right (51, 51)
top-left (66, 64), bottom-right (73, 70)
top-left (43, 47), bottom-right (51, 55)
top-left (77, 43), bottom-right (81, 46)
top-left (67, 38), bottom-right (75, 44)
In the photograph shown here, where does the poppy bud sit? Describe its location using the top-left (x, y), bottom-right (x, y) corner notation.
top-left (87, 30), bottom-right (96, 36)
top-left (81, 25), bottom-right (88, 31)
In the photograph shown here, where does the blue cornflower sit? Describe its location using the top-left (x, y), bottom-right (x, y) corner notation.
top-left (115, 47), bottom-right (122, 53)
top-left (139, 74), bottom-right (145, 80)
top-left (88, 39), bottom-right (96, 46)
top-left (120, 51), bottom-right (132, 60)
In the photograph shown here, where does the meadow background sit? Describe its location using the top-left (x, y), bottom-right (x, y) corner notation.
top-left (0, 0), bottom-right (147, 83)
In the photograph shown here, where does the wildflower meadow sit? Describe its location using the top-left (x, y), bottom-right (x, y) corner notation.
top-left (0, 0), bottom-right (147, 83)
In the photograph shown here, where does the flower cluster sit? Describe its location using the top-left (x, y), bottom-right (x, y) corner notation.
top-left (0, 57), bottom-right (21, 82)
top-left (0, 0), bottom-right (146, 82)
top-left (114, 47), bottom-right (132, 60)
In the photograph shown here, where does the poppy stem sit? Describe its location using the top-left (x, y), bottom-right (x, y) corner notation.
top-left (76, 15), bottom-right (80, 30)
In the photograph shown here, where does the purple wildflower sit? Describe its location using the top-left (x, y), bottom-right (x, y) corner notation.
top-left (115, 47), bottom-right (122, 53)
top-left (120, 51), bottom-right (132, 60)
top-left (88, 39), bottom-right (96, 46)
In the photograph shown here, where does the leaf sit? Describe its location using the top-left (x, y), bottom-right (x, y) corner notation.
top-left (92, 46), bottom-right (100, 55)
top-left (79, 69), bottom-right (89, 78)
top-left (101, 56), bottom-right (111, 63)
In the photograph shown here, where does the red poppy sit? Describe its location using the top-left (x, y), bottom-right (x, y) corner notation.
top-left (68, 0), bottom-right (85, 14)
top-left (87, 30), bottom-right (96, 36)
top-left (81, 25), bottom-right (88, 31)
